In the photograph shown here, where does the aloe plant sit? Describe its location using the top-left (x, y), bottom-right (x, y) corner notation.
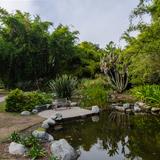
top-left (107, 68), bottom-right (128, 93)
top-left (100, 52), bottom-right (128, 93)
top-left (49, 74), bottom-right (77, 99)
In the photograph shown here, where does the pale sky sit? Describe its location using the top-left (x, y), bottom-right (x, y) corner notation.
top-left (0, 0), bottom-right (140, 47)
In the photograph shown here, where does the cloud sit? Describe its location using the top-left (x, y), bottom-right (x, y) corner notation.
top-left (0, 0), bottom-right (140, 47)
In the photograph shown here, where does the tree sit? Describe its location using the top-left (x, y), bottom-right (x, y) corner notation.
top-left (122, 0), bottom-right (160, 84)
top-left (0, 8), bottom-right (54, 89)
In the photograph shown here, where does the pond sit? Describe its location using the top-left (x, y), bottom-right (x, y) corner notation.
top-left (48, 112), bottom-right (160, 160)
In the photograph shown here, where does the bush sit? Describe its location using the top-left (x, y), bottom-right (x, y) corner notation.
top-left (49, 74), bottom-right (77, 99)
top-left (79, 78), bottom-right (110, 108)
top-left (131, 85), bottom-right (160, 107)
top-left (5, 89), bottom-right (52, 112)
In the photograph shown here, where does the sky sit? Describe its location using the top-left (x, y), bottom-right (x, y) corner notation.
top-left (0, 0), bottom-right (140, 47)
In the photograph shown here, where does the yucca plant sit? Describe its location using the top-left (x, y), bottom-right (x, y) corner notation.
top-left (49, 74), bottom-right (77, 99)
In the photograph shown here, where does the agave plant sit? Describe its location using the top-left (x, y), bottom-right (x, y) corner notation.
top-left (49, 74), bottom-right (77, 99)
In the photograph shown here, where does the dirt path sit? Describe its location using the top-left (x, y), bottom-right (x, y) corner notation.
top-left (0, 113), bottom-right (44, 142)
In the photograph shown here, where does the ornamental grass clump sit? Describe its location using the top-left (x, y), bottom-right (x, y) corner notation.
top-left (131, 85), bottom-right (160, 107)
top-left (49, 74), bottom-right (77, 99)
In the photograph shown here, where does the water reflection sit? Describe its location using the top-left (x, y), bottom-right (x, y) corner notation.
top-left (48, 112), bottom-right (160, 160)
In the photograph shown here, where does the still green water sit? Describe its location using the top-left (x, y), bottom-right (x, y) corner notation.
top-left (48, 112), bottom-right (160, 160)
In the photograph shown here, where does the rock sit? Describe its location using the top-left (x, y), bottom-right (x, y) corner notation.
top-left (91, 115), bottom-right (99, 122)
top-left (20, 111), bottom-right (31, 116)
top-left (45, 118), bottom-right (56, 126)
top-left (9, 142), bottom-right (26, 155)
top-left (35, 104), bottom-right (51, 112)
top-left (143, 105), bottom-right (152, 112)
top-left (91, 106), bottom-right (100, 114)
top-left (151, 107), bottom-right (160, 113)
top-left (125, 108), bottom-right (132, 113)
top-left (32, 109), bottom-right (38, 114)
top-left (54, 125), bottom-right (63, 131)
top-left (32, 130), bottom-right (46, 139)
top-left (32, 130), bottom-right (54, 142)
top-left (123, 103), bottom-right (130, 109)
top-left (114, 106), bottom-right (125, 112)
top-left (50, 115), bottom-right (57, 120)
top-left (70, 102), bottom-right (78, 107)
top-left (134, 104), bottom-right (141, 112)
top-left (55, 113), bottom-right (63, 121)
top-left (50, 139), bottom-right (78, 160)
top-left (41, 121), bottom-right (49, 129)
top-left (136, 102), bottom-right (145, 107)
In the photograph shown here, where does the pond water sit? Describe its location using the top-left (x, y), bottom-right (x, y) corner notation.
top-left (48, 112), bottom-right (160, 160)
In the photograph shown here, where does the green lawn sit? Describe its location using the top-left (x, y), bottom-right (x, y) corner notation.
top-left (0, 101), bottom-right (6, 112)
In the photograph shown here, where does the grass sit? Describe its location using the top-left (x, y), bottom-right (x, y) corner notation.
top-left (0, 101), bottom-right (6, 112)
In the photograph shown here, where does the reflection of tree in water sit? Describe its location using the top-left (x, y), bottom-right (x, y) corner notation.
top-left (49, 112), bottom-right (160, 160)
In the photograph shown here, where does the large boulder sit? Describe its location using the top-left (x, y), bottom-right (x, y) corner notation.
top-left (50, 139), bottom-right (78, 160)
top-left (20, 111), bottom-right (31, 116)
top-left (91, 106), bottom-right (100, 114)
top-left (9, 142), bottom-right (27, 155)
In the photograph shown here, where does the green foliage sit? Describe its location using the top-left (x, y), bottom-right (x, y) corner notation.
top-left (5, 89), bottom-right (52, 112)
top-left (0, 9), bottom-right (54, 89)
top-left (131, 85), bottom-right (160, 107)
top-left (49, 74), bottom-right (77, 99)
top-left (27, 145), bottom-right (46, 160)
top-left (49, 155), bottom-right (58, 160)
top-left (23, 135), bottom-right (40, 147)
top-left (10, 132), bottom-right (22, 143)
top-left (79, 77), bottom-right (110, 108)
top-left (74, 41), bottom-right (104, 78)
top-left (122, 0), bottom-right (160, 84)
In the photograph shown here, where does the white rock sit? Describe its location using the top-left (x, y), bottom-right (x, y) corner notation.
top-left (50, 115), bottom-right (57, 120)
top-left (32, 130), bottom-right (46, 139)
top-left (50, 139), bottom-right (78, 160)
top-left (91, 106), bottom-right (100, 114)
top-left (45, 118), bottom-right (56, 126)
top-left (137, 102), bottom-right (145, 107)
top-left (20, 111), bottom-right (31, 116)
top-left (123, 103), bottom-right (130, 109)
top-left (32, 129), bottom-right (54, 142)
top-left (41, 121), bottom-right (49, 129)
top-left (134, 104), bottom-right (141, 112)
top-left (9, 142), bottom-right (26, 155)
top-left (70, 102), bottom-right (78, 107)
top-left (32, 109), bottom-right (38, 114)
top-left (55, 113), bottom-right (63, 121)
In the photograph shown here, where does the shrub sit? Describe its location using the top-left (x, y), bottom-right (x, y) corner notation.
top-left (79, 78), bottom-right (110, 108)
top-left (5, 89), bottom-right (52, 112)
top-left (49, 74), bottom-right (77, 99)
top-left (131, 85), bottom-right (160, 107)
